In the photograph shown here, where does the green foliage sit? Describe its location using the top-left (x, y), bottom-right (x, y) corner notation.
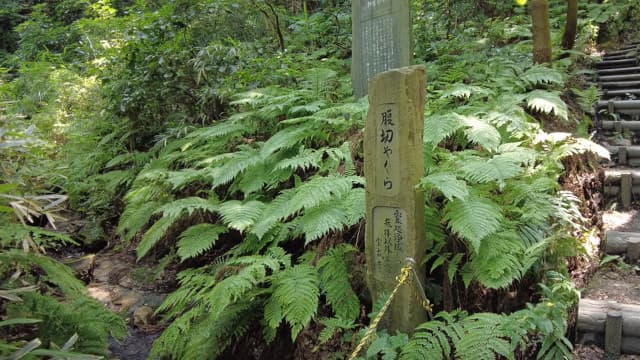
top-left (400, 273), bottom-right (577, 359)
top-left (153, 248), bottom-right (319, 356)
top-left (317, 244), bottom-right (360, 322)
top-left (1, 0), bottom-right (621, 358)
top-left (6, 292), bottom-right (126, 355)
top-left (177, 223), bottom-right (227, 261)
top-left (267, 264), bottom-right (319, 340)
top-left (0, 251), bottom-right (85, 298)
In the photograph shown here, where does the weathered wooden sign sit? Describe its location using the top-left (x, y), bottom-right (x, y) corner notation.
top-left (364, 65), bottom-right (427, 334)
top-left (351, 0), bottom-right (412, 98)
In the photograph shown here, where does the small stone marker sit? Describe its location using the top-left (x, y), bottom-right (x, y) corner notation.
top-left (364, 65), bottom-right (427, 334)
top-left (351, 0), bottom-right (412, 98)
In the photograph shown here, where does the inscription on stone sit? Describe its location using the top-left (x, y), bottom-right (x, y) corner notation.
top-left (375, 104), bottom-right (400, 196)
top-left (373, 206), bottom-right (406, 273)
top-left (351, 0), bottom-right (411, 98)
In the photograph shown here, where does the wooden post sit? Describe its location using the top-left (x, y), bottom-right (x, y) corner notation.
top-left (622, 173), bottom-right (632, 208)
top-left (351, 0), bottom-right (412, 98)
top-left (364, 65), bottom-right (427, 334)
top-left (619, 146), bottom-right (628, 166)
top-left (605, 311), bottom-right (622, 359)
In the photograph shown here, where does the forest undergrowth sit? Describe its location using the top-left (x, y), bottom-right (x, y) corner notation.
top-left (1, 0), bottom-right (640, 359)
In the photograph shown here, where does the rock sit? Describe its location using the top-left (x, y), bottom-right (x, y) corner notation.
top-left (132, 306), bottom-right (155, 328)
top-left (64, 254), bottom-right (96, 283)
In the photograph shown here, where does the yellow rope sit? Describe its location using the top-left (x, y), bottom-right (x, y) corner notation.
top-left (347, 264), bottom-right (412, 360)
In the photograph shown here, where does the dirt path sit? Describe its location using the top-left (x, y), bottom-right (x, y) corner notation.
top-left (66, 247), bottom-right (169, 359)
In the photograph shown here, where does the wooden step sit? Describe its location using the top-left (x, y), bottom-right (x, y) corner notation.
top-left (598, 66), bottom-right (640, 75)
top-left (596, 100), bottom-right (640, 115)
top-left (604, 230), bottom-right (640, 259)
top-left (577, 299), bottom-right (640, 355)
top-left (604, 53), bottom-right (638, 61)
top-left (603, 169), bottom-right (640, 207)
top-left (606, 47), bottom-right (639, 56)
top-left (597, 74), bottom-right (640, 82)
top-left (600, 121), bottom-right (640, 131)
top-left (599, 80), bottom-right (640, 89)
top-left (597, 58), bottom-right (638, 68)
top-left (601, 89), bottom-right (640, 99)
top-left (605, 146), bottom-right (640, 166)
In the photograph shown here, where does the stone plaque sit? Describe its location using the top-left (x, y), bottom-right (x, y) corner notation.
top-left (352, 0), bottom-right (412, 98)
top-left (372, 206), bottom-right (407, 274)
top-left (364, 66), bottom-right (427, 334)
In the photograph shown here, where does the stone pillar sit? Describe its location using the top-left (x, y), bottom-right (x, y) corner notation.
top-left (351, 0), bottom-right (412, 98)
top-left (364, 65), bottom-right (427, 334)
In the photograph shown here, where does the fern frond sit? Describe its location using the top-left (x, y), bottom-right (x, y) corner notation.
top-left (317, 244), bottom-right (359, 322)
top-left (97, 169), bottom-right (135, 192)
top-left (455, 313), bottom-right (513, 360)
top-left (553, 136), bottom-right (610, 160)
top-left (251, 175), bottom-right (361, 239)
top-left (288, 175), bottom-right (361, 214)
top-left (420, 172), bottom-right (469, 201)
top-left (260, 123), bottom-right (317, 158)
top-left (136, 196), bottom-right (218, 259)
top-left (152, 300), bottom-right (257, 359)
top-left (177, 224), bottom-right (227, 261)
top-left (210, 145), bottom-right (264, 189)
top-left (302, 67), bottom-right (338, 97)
top-left (273, 147), bottom-right (322, 172)
top-left (400, 311), bottom-right (465, 359)
top-left (203, 252), bottom-right (286, 320)
top-left (459, 155), bottom-right (522, 185)
top-left (117, 200), bottom-right (163, 242)
top-left (267, 264), bottom-right (319, 340)
top-left (318, 317), bottom-right (355, 344)
top-left (136, 216), bottom-right (174, 260)
top-left (443, 196), bottom-right (503, 252)
top-left (521, 65), bottom-right (564, 87)
top-left (465, 231), bottom-right (524, 289)
top-left (217, 199), bottom-right (266, 233)
top-left (460, 115), bottom-right (501, 151)
top-left (294, 204), bottom-right (349, 245)
top-left (185, 121), bottom-right (246, 140)
top-left (155, 196), bottom-right (218, 219)
top-left (441, 83), bottom-right (493, 100)
top-left (423, 113), bottom-right (464, 148)
top-left (166, 169), bottom-right (212, 191)
top-left (1, 251), bottom-right (85, 298)
top-left (524, 90), bottom-right (568, 122)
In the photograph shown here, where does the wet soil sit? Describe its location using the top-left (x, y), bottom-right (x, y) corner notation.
top-left (63, 247), bottom-right (171, 360)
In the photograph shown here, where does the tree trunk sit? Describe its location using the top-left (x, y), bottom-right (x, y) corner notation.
top-left (562, 0), bottom-right (578, 49)
top-left (531, 0), bottom-right (552, 63)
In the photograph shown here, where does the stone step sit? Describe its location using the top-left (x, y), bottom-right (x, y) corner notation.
top-left (577, 298), bottom-right (640, 355)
